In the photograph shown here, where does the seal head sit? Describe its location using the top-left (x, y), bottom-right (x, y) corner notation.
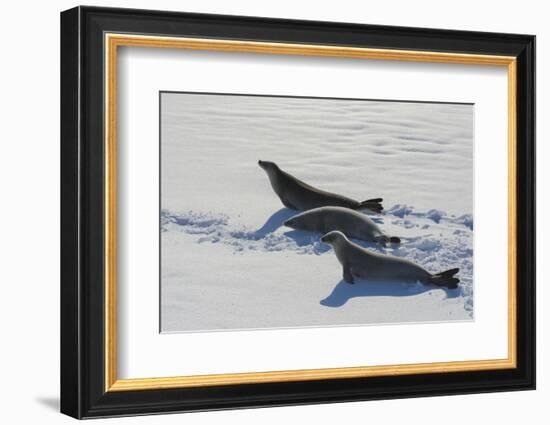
top-left (258, 160), bottom-right (278, 173)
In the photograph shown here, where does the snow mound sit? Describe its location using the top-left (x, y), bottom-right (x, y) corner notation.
top-left (454, 214), bottom-right (474, 230)
top-left (426, 209), bottom-right (446, 223)
top-left (387, 204), bottom-right (414, 218)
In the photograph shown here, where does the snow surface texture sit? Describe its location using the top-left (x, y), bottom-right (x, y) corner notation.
top-left (160, 93), bottom-right (474, 332)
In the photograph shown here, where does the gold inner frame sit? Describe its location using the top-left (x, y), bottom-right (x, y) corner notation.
top-left (104, 33), bottom-right (517, 392)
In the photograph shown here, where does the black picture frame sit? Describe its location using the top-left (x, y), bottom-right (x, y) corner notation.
top-left (60, 5), bottom-right (535, 419)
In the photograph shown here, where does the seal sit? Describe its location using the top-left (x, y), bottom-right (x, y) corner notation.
top-left (283, 206), bottom-right (400, 246)
top-left (258, 160), bottom-right (383, 213)
top-left (320, 231), bottom-right (459, 289)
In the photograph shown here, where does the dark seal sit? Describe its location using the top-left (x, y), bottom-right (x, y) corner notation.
top-left (258, 160), bottom-right (383, 213)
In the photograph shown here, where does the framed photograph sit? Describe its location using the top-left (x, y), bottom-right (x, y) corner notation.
top-left (60, 6), bottom-right (535, 419)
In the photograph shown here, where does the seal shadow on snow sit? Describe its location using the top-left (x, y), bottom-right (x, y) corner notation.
top-left (252, 208), bottom-right (297, 238)
top-left (254, 208), bottom-right (330, 253)
top-left (320, 280), bottom-right (461, 307)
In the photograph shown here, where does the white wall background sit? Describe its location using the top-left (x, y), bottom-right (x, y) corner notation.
top-left (0, 0), bottom-right (544, 423)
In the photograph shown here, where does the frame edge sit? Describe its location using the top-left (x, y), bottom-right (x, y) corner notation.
top-left (60, 6), bottom-right (83, 420)
top-left (516, 34), bottom-right (536, 391)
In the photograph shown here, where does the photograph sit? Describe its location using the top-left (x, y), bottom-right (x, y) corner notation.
top-left (160, 92), bottom-right (474, 332)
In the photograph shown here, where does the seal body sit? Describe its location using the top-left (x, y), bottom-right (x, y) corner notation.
top-left (258, 160), bottom-right (383, 213)
top-left (284, 206), bottom-right (400, 246)
top-left (321, 231), bottom-right (459, 288)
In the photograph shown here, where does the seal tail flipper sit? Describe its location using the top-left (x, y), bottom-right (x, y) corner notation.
top-left (354, 198), bottom-right (383, 213)
top-left (429, 268), bottom-right (460, 289)
top-left (374, 235), bottom-right (401, 246)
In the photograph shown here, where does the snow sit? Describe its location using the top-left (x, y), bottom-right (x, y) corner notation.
top-left (160, 93), bottom-right (474, 332)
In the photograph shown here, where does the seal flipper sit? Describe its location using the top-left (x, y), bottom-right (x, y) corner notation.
top-left (343, 267), bottom-right (355, 284)
top-left (354, 198), bottom-right (383, 214)
top-left (429, 268), bottom-right (460, 289)
top-left (375, 235), bottom-right (401, 246)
